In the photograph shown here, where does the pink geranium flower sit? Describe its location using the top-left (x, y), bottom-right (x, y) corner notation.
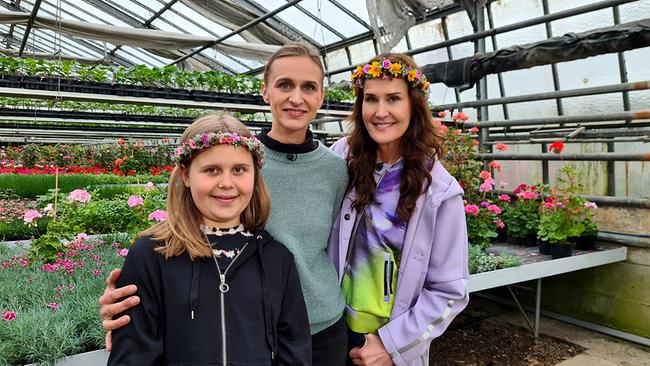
top-left (46, 302), bottom-right (60, 310)
top-left (148, 209), bottom-right (168, 222)
top-left (127, 196), bottom-right (144, 207)
top-left (118, 249), bottom-right (129, 257)
top-left (2, 311), bottom-right (16, 321)
top-left (488, 161), bottom-right (501, 171)
top-left (585, 202), bottom-right (598, 209)
top-left (498, 194), bottom-right (511, 202)
top-left (494, 220), bottom-right (505, 228)
top-left (479, 171), bottom-right (492, 180)
top-left (464, 204), bottom-right (479, 216)
top-left (487, 205), bottom-right (502, 215)
top-left (68, 189), bottom-right (91, 203)
top-left (519, 191), bottom-right (538, 200)
top-left (23, 209), bottom-right (42, 225)
top-left (494, 143), bottom-right (509, 151)
top-left (451, 112), bottom-right (469, 122)
top-left (144, 181), bottom-right (155, 191)
top-left (92, 269), bottom-right (102, 276)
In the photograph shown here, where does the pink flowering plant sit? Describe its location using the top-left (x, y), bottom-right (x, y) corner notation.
top-left (536, 191), bottom-right (587, 244)
top-left (29, 189), bottom-right (166, 262)
top-left (0, 234), bottom-right (132, 365)
top-left (502, 184), bottom-right (542, 242)
top-left (440, 121), bottom-right (483, 195)
top-left (464, 199), bottom-right (504, 249)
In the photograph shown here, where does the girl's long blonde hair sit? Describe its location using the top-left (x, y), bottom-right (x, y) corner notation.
top-left (141, 115), bottom-right (271, 259)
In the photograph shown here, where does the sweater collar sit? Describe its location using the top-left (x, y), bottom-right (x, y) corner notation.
top-left (257, 127), bottom-right (318, 154)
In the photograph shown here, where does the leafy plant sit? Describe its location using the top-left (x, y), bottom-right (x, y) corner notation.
top-left (468, 245), bottom-right (521, 274)
top-left (0, 235), bottom-right (131, 365)
top-left (502, 184), bottom-right (541, 241)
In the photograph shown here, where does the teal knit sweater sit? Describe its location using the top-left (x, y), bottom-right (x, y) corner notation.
top-left (261, 142), bottom-right (348, 334)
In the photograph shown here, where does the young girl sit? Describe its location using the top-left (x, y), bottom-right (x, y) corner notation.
top-left (328, 54), bottom-right (470, 366)
top-left (108, 115), bottom-right (311, 365)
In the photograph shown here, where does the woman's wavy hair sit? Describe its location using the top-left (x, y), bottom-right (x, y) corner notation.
top-left (141, 114), bottom-right (271, 259)
top-left (346, 53), bottom-right (446, 222)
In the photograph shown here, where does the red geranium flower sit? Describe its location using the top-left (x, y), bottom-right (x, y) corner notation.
top-left (549, 141), bottom-right (564, 154)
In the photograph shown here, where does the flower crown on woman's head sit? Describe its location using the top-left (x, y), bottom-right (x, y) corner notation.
top-left (173, 132), bottom-right (265, 168)
top-left (350, 59), bottom-right (430, 95)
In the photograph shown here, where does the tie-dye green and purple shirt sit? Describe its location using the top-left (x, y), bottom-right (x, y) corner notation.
top-left (342, 160), bottom-right (408, 334)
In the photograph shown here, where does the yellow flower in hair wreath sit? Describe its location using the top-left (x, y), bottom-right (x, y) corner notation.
top-left (351, 66), bottom-right (363, 80)
top-left (388, 63), bottom-right (402, 76)
top-left (368, 61), bottom-right (382, 77)
top-left (407, 69), bottom-right (417, 82)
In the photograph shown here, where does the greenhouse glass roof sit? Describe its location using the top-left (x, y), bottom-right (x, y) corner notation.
top-left (0, 0), bottom-right (459, 75)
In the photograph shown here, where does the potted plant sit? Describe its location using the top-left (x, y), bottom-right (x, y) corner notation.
top-left (537, 194), bottom-right (585, 259)
top-left (575, 201), bottom-right (598, 250)
top-left (464, 200), bottom-right (503, 249)
top-left (503, 184), bottom-right (541, 247)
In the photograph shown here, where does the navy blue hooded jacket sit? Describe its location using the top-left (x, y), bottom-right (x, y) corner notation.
top-left (108, 230), bottom-right (311, 366)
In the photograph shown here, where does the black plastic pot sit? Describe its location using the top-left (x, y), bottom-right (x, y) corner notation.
top-left (519, 233), bottom-right (537, 247)
top-left (551, 242), bottom-right (573, 259)
top-left (493, 227), bottom-right (507, 243)
top-left (575, 234), bottom-right (597, 251)
top-left (538, 240), bottom-right (551, 255)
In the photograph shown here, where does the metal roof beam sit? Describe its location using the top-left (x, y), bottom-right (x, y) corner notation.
top-left (17, 0), bottom-right (42, 56)
top-left (81, 0), bottom-right (234, 73)
top-left (237, 0), bottom-right (317, 46)
top-left (0, 0), bottom-right (133, 67)
top-left (293, 3), bottom-right (345, 40)
top-left (167, 0), bottom-right (303, 67)
top-left (327, 0), bottom-right (372, 31)
top-left (244, 2), bottom-right (464, 76)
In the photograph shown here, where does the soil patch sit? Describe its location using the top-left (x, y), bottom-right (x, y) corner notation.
top-left (429, 314), bottom-right (584, 365)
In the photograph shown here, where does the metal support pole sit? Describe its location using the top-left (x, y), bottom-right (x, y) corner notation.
top-left (486, 2), bottom-right (509, 121)
top-left (535, 279), bottom-right (542, 339)
top-left (464, 110), bottom-right (650, 128)
top-left (476, 2), bottom-right (490, 153)
top-left (542, 0), bottom-right (565, 119)
top-left (541, 143), bottom-right (549, 184)
top-left (613, 6), bottom-right (632, 125)
top-left (435, 80), bottom-right (650, 111)
top-left (507, 286), bottom-right (536, 334)
top-left (480, 152), bottom-right (650, 161)
top-left (441, 17), bottom-right (462, 104)
top-left (18, 0), bottom-right (43, 57)
top-left (607, 141), bottom-right (617, 195)
top-left (166, 0), bottom-right (302, 67)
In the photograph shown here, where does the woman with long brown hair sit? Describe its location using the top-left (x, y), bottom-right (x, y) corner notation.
top-left (329, 53), bottom-right (469, 366)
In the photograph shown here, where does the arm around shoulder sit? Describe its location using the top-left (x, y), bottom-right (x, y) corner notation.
top-left (107, 237), bottom-right (165, 365)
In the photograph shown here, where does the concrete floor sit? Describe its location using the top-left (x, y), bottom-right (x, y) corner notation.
top-left (492, 310), bottom-right (650, 365)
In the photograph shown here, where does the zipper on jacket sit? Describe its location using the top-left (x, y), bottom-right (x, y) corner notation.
top-left (211, 242), bottom-right (249, 366)
top-left (383, 252), bottom-right (391, 302)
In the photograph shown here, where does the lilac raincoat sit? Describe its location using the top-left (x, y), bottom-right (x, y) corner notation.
top-left (328, 137), bottom-right (469, 366)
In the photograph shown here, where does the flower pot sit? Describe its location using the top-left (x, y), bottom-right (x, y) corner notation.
top-left (493, 227), bottom-right (507, 243)
top-left (551, 242), bottom-right (573, 259)
top-left (538, 240), bottom-right (551, 255)
top-left (575, 234), bottom-right (597, 251)
top-left (518, 233), bottom-right (537, 247)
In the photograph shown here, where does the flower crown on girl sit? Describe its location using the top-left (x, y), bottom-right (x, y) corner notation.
top-left (173, 132), bottom-right (265, 168)
top-left (350, 58), bottom-right (430, 95)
